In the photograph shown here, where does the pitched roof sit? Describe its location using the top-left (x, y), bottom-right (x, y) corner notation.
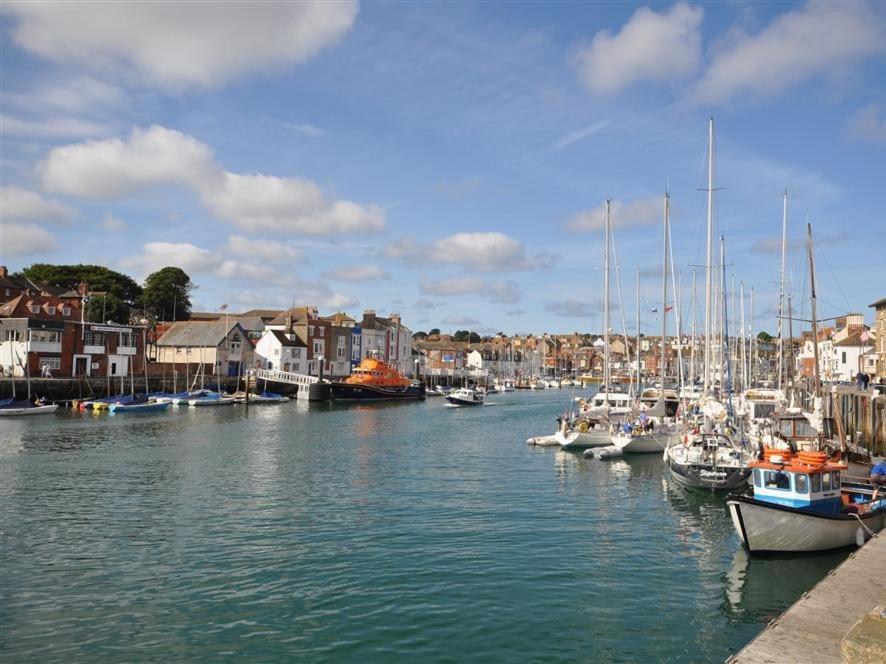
top-left (834, 331), bottom-right (874, 347)
top-left (157, 320), bottom-right (246, 347)
top-left (269, 329), bottom-right (305, 347)
top-left (870, 297), bottom-right (886, 308)
top-left (322, 312), bottom-right (356, 325)
top-left (238, 308), bottom-right (284, 320)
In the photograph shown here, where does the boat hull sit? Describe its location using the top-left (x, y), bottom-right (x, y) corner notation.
top-left (330, 383), bottom-right (426, 401)
top-left (727, 495), bottom-right (886, 553)
top-left (446, 396), bottom-right (483, 406)
top-left (556, 428), bottom-right (612, 450)
top-left (0, 404), bottom-right (59, 416)
top-left (612, 432), bottom-right (669, 453)
top-left (188, 397), bottom-right (234, 406)
top-left (110, 402), bottom-right (171, 413)
top-left (667, 458), bottom-right (750, 491)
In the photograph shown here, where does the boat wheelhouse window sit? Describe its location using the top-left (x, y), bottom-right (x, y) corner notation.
top-left (795, 474), bottom-right (809, 493)
top-left (779, 420), bottom-right (794, 437)
top-left (794, 420), bottom-right (815, 438)
top-left (811, 473), bottom-right (821, 493)
top-left (753, 469), bottom-right (762, 488)
top-left (821, 472), bottom-right (831, 492)
top-left (832, 472), bottom-right (840, 489)
top-left (764, 471), bottom-right (791, 491)
top-left (755, 404), bottom-right (776, 418)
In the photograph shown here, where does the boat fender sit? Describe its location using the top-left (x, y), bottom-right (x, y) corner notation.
top-left (578, 421), bottom-right (589, 433)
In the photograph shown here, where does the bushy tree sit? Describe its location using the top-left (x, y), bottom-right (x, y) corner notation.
top-left (413, 331), bottom-right (428, 340)
top-left (142, 267), bottom-right (194, 321)
top-left (17, 263), bottom-right (142, 305)
top-left (757, 331), bottom-right (774, 343)
top-left (429, 328), bottom-right (441, 336)
top-left (85, 294), bottom-right (130, 324)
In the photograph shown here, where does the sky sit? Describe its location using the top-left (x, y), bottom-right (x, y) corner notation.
top-left (1, 1), bottom-right (884, 337)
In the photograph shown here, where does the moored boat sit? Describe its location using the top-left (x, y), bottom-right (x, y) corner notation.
top-left (666, 431), bottom-right (752, 490)
top-left (188, 390), bottom-right (235, 406)
top-left (110, 400), bottom-right (171, 413)
top-left (0, 400), bottom-right (59, 416)
top-left (727, 449), bottom-right (886, 553)
top-left (330, 356), bottom-right (425, 401)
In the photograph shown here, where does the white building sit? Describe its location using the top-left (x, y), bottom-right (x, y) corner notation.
top-left (832, 332), bottom-right (876, 381)
top-left (254, 329), bottom-right (307, 373)
top-left (155, 320), bottom-right (254, 377)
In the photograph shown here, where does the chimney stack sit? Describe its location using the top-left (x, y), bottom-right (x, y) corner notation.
top-left (0, 265), bottom-right (7, 279)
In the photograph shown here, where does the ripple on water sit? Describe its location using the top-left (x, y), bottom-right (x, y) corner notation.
top-left (1, 393), bottom-right (847, 662)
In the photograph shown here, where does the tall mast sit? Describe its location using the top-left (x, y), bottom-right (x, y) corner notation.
top-left (660, 190), bottom-right (669, 390)
top-left (807, 223), bottom-right (821, 400)
top-left (749, 287), bottom-right (755, 387)
top-left (636, 265), bottom-right (641, 394)
top-left (787, 294), bottom-right (795, 398)
top-left (703, 117), bottom-right (715, 395)
top-left (777, 189), bottom-right (788, 391)
top-left (604, 199), bottom-right (611, 395)
top-left (740, 281), bottom-right (746, 391)
top-left (690, 270), bottom-right (697, 384)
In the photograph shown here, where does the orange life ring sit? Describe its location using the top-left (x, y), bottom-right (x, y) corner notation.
top-left (796, 451), bottom-right (828, 466)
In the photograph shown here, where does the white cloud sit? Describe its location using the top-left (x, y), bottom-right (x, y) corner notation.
top-left (122, 241), bottom-right (221, 277)
top-left (847, 103), bottom-right (886, 143)
top-left (1, 222), bottom-right (57, 258)
top-left (324, 264), bottom-right (390, 281)
top-left (441, 315), bottom-right (480, 326)
top-left (574, 3), bottom-right (703, 95)
top-left (567, 196), bottom-right (661, 232)
top-left (420, 277), bottom-right (521, 304)
top-left (39, 125), bottom-right (385, 236)
top-left (102, 213), bottom-right (126, 232)
top-left (691, 2), bottom-right (886, 104)
top-left (384, 232), bottom-right (558, 272)
top-left (6, 1), bottom-right (359, 89)
top-left (223, 235), bottom-right (299, 262)
top-left (0, 113), bottom-right (111, 139)
top-left (6, 77), bottom-right (124, 112)
top-left (0, 186), bottom-right (73, 224)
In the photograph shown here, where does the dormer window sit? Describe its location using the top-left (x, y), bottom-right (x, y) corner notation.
top-left (61, 307), bottom-right (71, 316)
top-left (46, 306), bottom-right (56, 315)
top-left (30, 305), bottom-right (40, 314)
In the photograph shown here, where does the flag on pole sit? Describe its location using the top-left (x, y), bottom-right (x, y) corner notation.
top-left (664, 305), bottom-right (673, 312)
top-left (219, 304), bottom-right (228, 311)
top-left (860, 330), bottom-right (870, 342)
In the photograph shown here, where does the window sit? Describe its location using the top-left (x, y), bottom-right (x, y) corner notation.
top-left (753, 469), bottom-right (762, 488)
top-left (84, 332), bottom-right (105, 346)
top-left (39, 356), bottom-right (61, 370)
top-left (46, 306), bottom-right (56, 315)
top-left (30, 305), bottom-right (40, 314)
top-left (764, 471), bottom-right (791, 491)
top-left (309, 326), bottom-right (315, 336)
top-left (337, 347), bottom-right (345, 359)
top-left (29, 330), bottom-right (60, 343)
top-left (229, 341), bottom-right (242, 353)
top-left (61, 307), bottom-right (71, 316)
top-left (832, 472), bottom-right (840, 490)
top-left (795, 474), bottom-right (808, 493)
top-left (821, 472), bottom-right (831, 492)
top-left (313, 341), bottom-right (322, 355)
top-left (841, 351), bottom-right (846, 364)
top-left (274, 349), bottom-right (280, 356)
top-left (811, 473), bottom-right (821, 492)
top-left (119, 332), bottom-right (132, 347)
top-left (3, 330), bottom-right (23, 341)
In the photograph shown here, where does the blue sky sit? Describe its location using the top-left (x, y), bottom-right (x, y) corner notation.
top-left (1, 1), bottom-right (884, 336)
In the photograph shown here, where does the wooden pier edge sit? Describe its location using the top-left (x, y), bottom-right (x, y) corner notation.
top-left (727, 532), bottom-right (886, 664)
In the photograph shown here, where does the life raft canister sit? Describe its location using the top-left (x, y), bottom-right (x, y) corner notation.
top-left (578, 421), bottom-right (589, 433)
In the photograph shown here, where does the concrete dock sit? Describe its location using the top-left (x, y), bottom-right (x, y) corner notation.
top-left (729, 533), bottom-right (886, 663)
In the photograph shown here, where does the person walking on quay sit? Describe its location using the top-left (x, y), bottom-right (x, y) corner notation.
top-left (856, 370), bottom-right (866, 390)
top-left (862, 372), bottom-right (870, 390)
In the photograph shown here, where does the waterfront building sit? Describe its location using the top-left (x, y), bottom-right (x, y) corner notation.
top-left (254, 329), bottom-right (307, 373)
top-left (155, 320), bottom-right (254, 377)
top-left (267, 307), bottom-right (330, 377)
top-left (870, 297), bottom-right (886, 379)
top-left (360, 310), bottom-right (413, 376)
top-left (832, 331), bottom-right (876, 382)
top-left (322, 312), bottom-right (359, 378)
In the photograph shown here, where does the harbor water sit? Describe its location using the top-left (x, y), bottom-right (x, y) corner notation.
top-left (1, 389), bottom-right (848, 662)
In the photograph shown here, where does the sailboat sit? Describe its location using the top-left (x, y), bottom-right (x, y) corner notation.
top-left (0, 355), bottom-right (58, 417)
top-left (558, 199), bottom-right (630, 450)
top-left (613, 190), bottom-right (678, 453)
top-left (664, 118), bottom-right (752, 490)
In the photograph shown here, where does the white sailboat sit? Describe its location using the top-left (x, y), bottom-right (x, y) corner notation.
top-left (664, 117), bottom-right (752, 490)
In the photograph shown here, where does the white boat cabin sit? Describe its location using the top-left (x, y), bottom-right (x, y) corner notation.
top-left (750, 459), bottom-right (843, 513)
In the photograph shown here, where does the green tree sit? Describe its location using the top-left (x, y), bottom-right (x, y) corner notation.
top-left (142, 267), bottom-right (194, 321)
top-left (17, 263), bottom-right (142, 305)
top-left (757, 331), bottom-right (774, 343)
top-left (85, 294), bottom-right (130, 324)
top-left (429, 328), bottom-right (441, 336)
top-left (468, 332), bottom-right (481, 343)
top-left (413, 331), bottom-right (428, 340)
top-left (453, 330), bottom-right (470, 342)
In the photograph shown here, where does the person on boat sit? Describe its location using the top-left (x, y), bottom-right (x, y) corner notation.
top-left (870, 460), bottom-right (886, 502)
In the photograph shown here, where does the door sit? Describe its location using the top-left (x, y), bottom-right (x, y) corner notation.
top-left (227, 361), bottom-right (240, 377)
top-left (75, 357), bottom-right (87, 376)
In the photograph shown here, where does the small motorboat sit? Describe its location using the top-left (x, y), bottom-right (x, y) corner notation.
top-left (110, 400), bottom-right (171, 413)
top-left (0, 399), bottom-right (59, 416)
top-left (236, 391), bottom-right (289, 404)
top-left (727, 449), bottom-right (886, 553)
top-left (188, 391), bottom-right (235, 406)
top-left (446, 387), bottom-right (484, 406)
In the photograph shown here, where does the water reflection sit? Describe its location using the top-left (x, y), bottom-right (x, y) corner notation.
top-left (722, 546), bottom-right (849, 623)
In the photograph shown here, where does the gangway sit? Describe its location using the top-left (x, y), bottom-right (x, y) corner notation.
top-left (251, 368), bottom-right (321, 398)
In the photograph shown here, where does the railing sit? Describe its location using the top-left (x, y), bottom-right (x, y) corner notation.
top-left (251, 368), bottom-right (319, 388)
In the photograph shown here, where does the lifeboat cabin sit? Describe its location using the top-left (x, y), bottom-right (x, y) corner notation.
top-left (749, 451), bottom-right (844, 513)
